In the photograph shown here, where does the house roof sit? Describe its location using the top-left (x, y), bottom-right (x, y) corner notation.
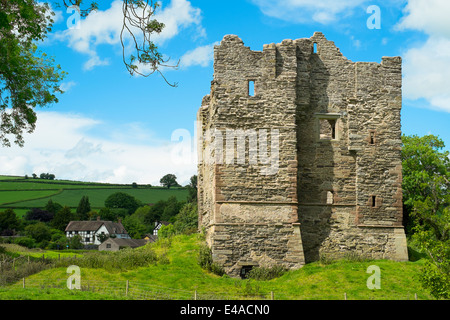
top-left (102, 238), bottom-right (148, 248)
top-left (65, 220), bottom-right (128, 235)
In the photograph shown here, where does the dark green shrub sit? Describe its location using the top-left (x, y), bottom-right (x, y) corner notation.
top-left (247, 265), bottom-right (288, 280)
top-left (198, 243), bottom-right (225, 276)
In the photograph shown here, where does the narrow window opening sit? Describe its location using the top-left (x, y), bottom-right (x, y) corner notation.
top-left (319, 119), bottom-right (337, 140)
top-left (371, 196), bottom-right (376, 208)
top-left (313, 42), bottom-right (318, 54)
top-left (248, 80), bottom-right (255, 97)
top-left (331, 121), bottom-right (336, 139)
top-left (369, 132), bottom-right (375, 145)
top-left (326, 191), bottom-right (334, 205)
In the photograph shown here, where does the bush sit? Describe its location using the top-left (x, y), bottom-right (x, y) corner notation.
top-left (198, 243), bottom-right (225, 276)
top-left (173, 203), bottom-right (198, 235)
top-left (13, 237), bottom-right (36, 249)
top-left (56, 245), bottom-right (159, 271)
top-left (247, 265), bottom-right (288, 280)
top-left (158, 224), bottom-right (175, 239)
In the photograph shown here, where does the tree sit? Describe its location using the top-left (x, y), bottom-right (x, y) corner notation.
top-left (0, 208), bottom-right (21, 235)
top-left (0, 0), bottom-right (66, 147)
top-left (44, 199), bottom-right (63, 214)
top-left (57, 0), bottom-right (178, 85)
top-left (123, 214), bottom-right (147, 239)
top-left (67, 234), bottom-right (83, 249)
top-left (104, 192), bottom-right (142, 215)
top-left (186, 175), bottom-right (197, 203)
top-left (402, 134), bottom-right (450, 235)
top-left (160, 174), bottom-right (179, 189)
top-left (25, 222), bottom-right (51, 244)
top-left (51, 206), bottom-right (75, 231)
top-left (402, 134), bottom-right (450, 299)
top-left (173, 202), bottom-right (198, 234)
top-left (24, 208), bottom-right (53, 223)
top-left (76, 196), bottom-right (91, 220)
top-left (160, 195), bottom-right (184, 222)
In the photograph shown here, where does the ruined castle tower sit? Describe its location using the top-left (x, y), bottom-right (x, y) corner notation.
top-left (197, 32), bottom-right (408, 277)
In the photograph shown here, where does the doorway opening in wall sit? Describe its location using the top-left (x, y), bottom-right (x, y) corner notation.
top-left (240, 266), bottom-right (254, 279)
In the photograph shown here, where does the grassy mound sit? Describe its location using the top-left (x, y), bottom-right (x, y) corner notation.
top-left (0, 234), bottom-right (435, 300)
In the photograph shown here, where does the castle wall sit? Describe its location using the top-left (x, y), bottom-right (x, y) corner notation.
top-left (198, 32), bottom-right (408, 277)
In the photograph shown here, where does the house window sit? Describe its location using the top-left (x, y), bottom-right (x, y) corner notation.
top-left (248, 80), bottom-right (255, 97)
top-left (85, 237), bottom-right (90, 243)
top-left (106, 244), bottom-right (111, 248)
top-left (319, 118), bottom-right (337, 140)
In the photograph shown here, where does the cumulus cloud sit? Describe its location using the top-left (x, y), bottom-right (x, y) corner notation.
top-left (179, 42), bottom-right (218, 68)
top-left (250, 0), bottom-right (369, 24)
top-left (396, 0), bottom-right (450, 38)
top-left (1, 112), bottom-right (197, 185)
top-left (396, 0), bottom-right (450, 113)
top-left (53, 0), bottom-right (204, 71)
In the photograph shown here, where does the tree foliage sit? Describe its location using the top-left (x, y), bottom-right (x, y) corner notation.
top-left (402, 134), bottom-right (450, 299)
top-left (186, 175), bottom-right (197, 203)
top-left (160, 173), bottom-right (179, 189)
top-left (104, 192), bottom-right (142, 215)
top-left (76, 195), bottom-right (91, 220)
top-left (0, 0), bottom-right (66, 147)
top-left (58, 0), bottom-right (178, 85)
top-left (0, 208), bottom-right (21, 235)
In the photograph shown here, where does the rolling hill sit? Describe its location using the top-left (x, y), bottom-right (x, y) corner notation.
top-left (0, 175), bottom-right (188, 217)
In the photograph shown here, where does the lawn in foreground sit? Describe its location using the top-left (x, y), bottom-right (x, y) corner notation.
top-left (0, 234), bottom-right (435, 300)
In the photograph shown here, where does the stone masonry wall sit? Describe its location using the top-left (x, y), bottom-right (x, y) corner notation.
top-left (197, 32), bottom-right (408, 277)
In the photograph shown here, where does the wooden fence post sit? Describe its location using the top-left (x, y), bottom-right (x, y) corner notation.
top-left (270, 291), bottom-right (274, 300)
top-left (22, 278), bottom-right (25, 289)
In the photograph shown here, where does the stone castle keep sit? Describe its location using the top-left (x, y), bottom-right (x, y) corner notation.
top-left (197, 32), bottom-right (408, 277)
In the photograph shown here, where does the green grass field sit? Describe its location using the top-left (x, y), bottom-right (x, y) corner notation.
top-left (0, 234), bottom-right (435, 300)
top-left (0, 175), bottom-right (188, 215)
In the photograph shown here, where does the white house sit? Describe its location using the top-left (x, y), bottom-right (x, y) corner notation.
top-left (65, 218), bottom-right (130, 246)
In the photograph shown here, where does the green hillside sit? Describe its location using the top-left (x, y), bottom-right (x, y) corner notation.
top-left (0, 234), bottom-right (435, 300)
top-left (0, 175), bottom-right (188, 216)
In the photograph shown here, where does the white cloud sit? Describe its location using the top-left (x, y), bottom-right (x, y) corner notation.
top-left (0, 112), bottom-right (197, 185)
top-left (396, 0), bottom-right (450, 113)
top-left (53, 0), bottom-right (204, 71)
top-left (179, 42), bottom-right (218, 68)
top-left (396, 0), bottom-right (450, 38)
top-left (59, 81), bottom-right (77, 92)
top-left (250, 0), bottom-right (369, 24)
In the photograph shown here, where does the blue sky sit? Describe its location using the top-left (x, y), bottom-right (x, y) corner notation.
top-left (1, 0), bottom-right (449, 185)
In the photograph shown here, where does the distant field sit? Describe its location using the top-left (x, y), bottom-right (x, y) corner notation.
top-left (0, 175), bottom-right (188, 213)
top-left (7, 188), bottom-right (188, 208)
top-left (0, 190), bottom-right (61, 205)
